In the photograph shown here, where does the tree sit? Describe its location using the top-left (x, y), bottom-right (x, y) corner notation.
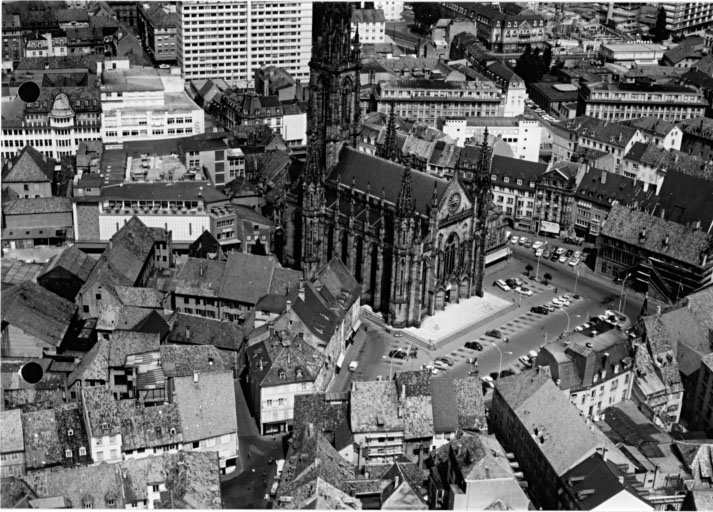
top-left (525, 263), bottom-right (534, 277)
top-left (653, 7), bottom-right (669, 42)
top-left (412, 3), bottom-right (440, 34)
top-left (543, 272), bottom-right (553, 285)
top-left (514, 44), bottom-right (548, 87)
top-left (543, 46), bottom-right (553, 70)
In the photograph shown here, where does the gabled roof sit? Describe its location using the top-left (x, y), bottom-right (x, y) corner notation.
top-left (496, 371), bottom-right (620, 476)
top-left (108, 331), bottom-right (160, 367)
top-left (116, 400), bottom-right (183, 451)
top-left (3, 197), bottom-right (72, 215)
top-left (623, 117), bottom-right (678, 138)
top-left (601, 204), bottom-right (712, 267)
top-left (1, 281), bottom-right (77, 348)
top-left (293, 393), bottom-right (350, 443)
top-left (656, 170), bottom-right (713, 230)
top-left (22, 409), bottom-right (62, 469)
top-left (219, 252), bottom-right (301, 305)
top-left (38, 246), bottom-right (96, 283)
top-left (576, 167), bottom-right (658, 210)
top-left (624, 142), bottom-right (713, 179)
top-left (558, 116), bottom-right (640, 148)
top-left (247, 334), bottom-right (326, 388)
top-left (1, 146), bottom-right (55, 183)
top-left (172, 371), bottom-right (237, 442)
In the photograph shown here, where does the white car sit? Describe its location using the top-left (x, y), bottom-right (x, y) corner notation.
top-left (556, 247), bottom-right (567, 256)
top-left (518, 237), bottom-right (529, 245)
top-left (433, 360), bottom-right (449, 371)
top-left (551, 297), bottom-right (564, 306)
top-left (511, 236), bottom-right (520, 244)
top-left (534, 248), bottom-right (544, 257)
top-left (528, 350), bottom-right (539, 359)
top-left (557, 296), bottom-right (571, 306)
top-left (568, 257), bottom-right (580, 267)
top-left (481, 376), bottom-right (495, 388)
top-left (349, 361), bottom-right (359, 372)
top-left (495, 279), bottom-right (511, 291)
top-left (574, 251), bottom-right (581, 258)
top-left (558, 254), bottom-right (568, 263)
top-left (518, 355), bottom-right (533, 367)
top-left (514, 287), bottom-right (533, 297)
top-left (532, 241), bottom-right (544, 250)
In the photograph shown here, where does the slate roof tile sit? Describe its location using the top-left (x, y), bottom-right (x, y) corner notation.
top-left (172, 371), bottom-right (237, 442)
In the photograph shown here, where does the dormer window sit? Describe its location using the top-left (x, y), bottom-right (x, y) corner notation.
top-left (517, 179), bottom-right (522, 186)
top-left (296, 368), bottom-right (303, 378)
top-left (101, 423), bottom-right (109, 431)
top-left (529, 182), bottom-right (535, 188)
top-left (504, 177), bottom-right (510, 183)
top-left (155, 427), bottom-right (162, 436)
top-left (491, 174), bottom-right (497, 181)
top-left (170, 428), bottom-right (176, 436)
top-left (66, 449), bottom-right (72, 458)
top-left (68, 429), bottom-right (74, 436)
top-left (79, 447), bottom-right (87, 456)
top-left (278, 369), bottom-right (286, 380)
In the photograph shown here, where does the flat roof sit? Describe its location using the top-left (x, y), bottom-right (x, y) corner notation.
top-left (601, 43), bottom-right (666, 53)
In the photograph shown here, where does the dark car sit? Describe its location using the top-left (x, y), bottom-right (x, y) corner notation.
top-left (465, 341), bottom-right (483, 351)
top-left (485, 329), bottom-right (502, 339)
top-left (505, 278), bottom-right (518, 288)
top-left (489, 372), bottom-right (500, 381)
top-left (388, 349), bottom-right (407, 359)
top-left (550, 251), bottom-right (560, 261)
top-left (437, 356), bottom-right (455, 366)
top-left (565, 249), bottom-right (574, 258)
top-left (530, 306), bottom-right (548, 315)
top-left (523, 240), bottom-right (534, 248)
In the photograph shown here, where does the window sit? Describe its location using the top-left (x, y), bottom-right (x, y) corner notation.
top-left (68, 429), bottom-right (74, 436)
top-left (193, 441), bottom-right (200, 449)
top-left (66, 449), bottom-right (72, 458)
top-left (79, 447), bottom-right (86, 456)
top-left (106, 498), bottom-right (115, 507)
top-left (152, 485), bottom-right (160, 492)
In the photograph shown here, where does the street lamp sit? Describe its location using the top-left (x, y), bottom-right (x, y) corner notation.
top-left (561, 310), bottom-right (581, 334)
top-left (574, 267), bottom-right (580, 296)
top-left (535, 249), bottom-right (543, 281)
top-left (618, 273), bottom-right (631, 313)
top-left (491, 342), bottom-right (513, 378)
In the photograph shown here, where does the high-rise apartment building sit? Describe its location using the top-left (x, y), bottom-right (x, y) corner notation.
top-left (662, 3), bottom-right (713, 37)
top-left (176, 1), bottom-right (312, 88)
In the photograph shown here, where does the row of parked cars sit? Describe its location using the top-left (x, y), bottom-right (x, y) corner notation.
top-left (494, 277), bottom-right (534, 297)
top-left (530, 294), bottom-right (574, 315)
top-left (512, 234), bottom-right (583, 267)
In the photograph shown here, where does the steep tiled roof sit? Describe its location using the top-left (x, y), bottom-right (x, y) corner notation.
top-left (108, 331), bottom-right (160, 367)
top-left (172, 371), bottom-right (237, 442)
top-left (114, 286), bottom-right (164, 308)
top-left (160, 344), bottom-right (234, 378)
top-left (3, 197), bottom-right (72, 215)
top-left (173, 258), bottom-right (224, 298)
top-left (23, 460), bottom-right (121, 509)
top-left (68, 338), bottom-right (110, 385)
top-left (656, 170), bottom-right (713, 230)
top-left (220, 252), bottom-right (300, 305)
top-left (576, 167), bottom-right (658, 210)
top-left (352, 8), bottom-right (385, 23)
top-left (1, 409), bottom-right (24, 453)
top-left (496, 372), bottom-right (619, 476)
top-left (22, 409), bottom-right (62, 469)
top-left (329, 147), bottom-right (448, 217)
top-left (351, 380), bottom-right (403, 433)
top-left (490, 155), bottom-right (547, 189)
top-left (558, 116), bottom-right (640, 148)
top-left (1, 146), bottom-right (55, 183)
top-left (82, 386), bottom-right (120, 434)
top-left (116, 400), bottom-right (183, 451)
top-left (247, 334), bottom-right (326, 387)
top-left (403, 395), bottom-right (434, 439)
top-left (624, 142), bottom-right (712, 179)
top-left (293, 393), bottom-right (350, 443)
top-left (38, 246), bottom-right (96, 283)
top-left (1, 281), bottom-right (77, 348)
top-left (453, 376), bottom-right (487, 431)
top-left (678, 116), bottom-right (713, 140)
top-left (167, 312), bottom-right (245, 352)
top-left (623, 117), bottom-right (677, 138)
top-left (601, 204), bottom-right (712, 266)
top-left (664, 43), bottom-right (703, 65)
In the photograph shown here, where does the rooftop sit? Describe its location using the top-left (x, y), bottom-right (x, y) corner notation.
top-left (168, 312), bottom-right (245, 352)
top-left (3, 197), bottom-right (72, 215)
top-left (38, 246), bottom-right (96, 284)
top-left (351, 380), bottom-right (403, 433)
top-left (247, 333), bottom-right (326, 388)
top-left (1, 281), bottom-right (77, 348)
top-left (1, 146), bottom-right (55, 183)
top-left (558, 116), bottom-right (640, 148)
top-left (116, 400), bottom-right (183, 451)
top-left (22, 409), bottom-right (62, 469)
top-left (352, 8), bottom-right (385, 24)
top-left (160, 344), bottom-right (234, 378)
top-left (1, 409), bottom-right (24, 453)
top-left (601, 204), bottom-right (712, 267)
top-left (172, 371), bottom-right (237, 442)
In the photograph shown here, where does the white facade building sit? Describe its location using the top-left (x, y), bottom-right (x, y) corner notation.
top-left (176, 1), bottom-right (312, 88)
top-left (100, 60), bottom-right (204, 146)
top-left (374, 1), bottom-right (403, 21)
top-left (439, 117), bottom-right (542, 161)
top-left (351, 9), bottom-right (386, 44)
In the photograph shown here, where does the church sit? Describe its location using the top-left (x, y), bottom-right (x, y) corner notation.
top-left (280, 4), bottom-right (506, 328)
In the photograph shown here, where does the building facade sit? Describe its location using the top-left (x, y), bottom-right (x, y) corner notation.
top-left (662, 2), bottom-right (713, 36)
top-left (176, 1), bottom-right (312, 87)
top-left (137, 2), bottom-right (178, 64)
top-left (439, 117), bottom-right (541, 161)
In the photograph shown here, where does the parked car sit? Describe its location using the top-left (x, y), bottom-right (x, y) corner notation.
top-left (557, 296), bottom-right (571, 306)
top-left (349, 361), bottom-right (359, 371)
top-left (551, 297), bottom-right (564, 306)
top-left (532, 240), bottom-right (544, 250)
top-left (558, 254), bottom-right (568, 263)
top-left (481, 375), bottom-right (495, 388)
top-left (494, 279), bottom-right (511, 291)
top-left (530, 306), bottom-right (548, 315)
top-left (465, 341), bottom-right (483, 351)
top-left (388, 349), bottom-right (407, 359)
top-left (510, 236), bottom-right (520, 244)
top-left (550, 251), bottom-right (560, 261)
top-left (437, 356), bottom-right (455, 366)
top-left (542, 250), bottom-right (551, 259)
top-left (518, 355), bottom-right (533, 368)
top-left (574, 250), bottom-right (581, 258)
top-left (543, 303), bottom-right (556, 312)
top-left (556, 247), bottom-right (567, 256)
top-left (534, 248), bottom-right (544, 257)
top-left (433, 360), bottom-right (449, 370)
top-left (524, 240), bottom-right (534, 248)
top-left (505, 278), bottom-right (518, 288)
top-left (568, 257), bottom-right (580, 267)
top-left (393, 332), bottom-right (403, 337)
top-left (514, 286), bottom-right (533, 296)
top-left (485, 329), bottom-right (502, 338)
top-left (565, 249), bottom-right (574, 258)
top-left (528, 350), bottom-right (539, 359)
top-left (518, 237), bottom-right (528, 245)
top-left (512, 277), bottom-right (524, 287)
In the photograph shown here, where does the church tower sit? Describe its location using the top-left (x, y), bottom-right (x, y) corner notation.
top-left (308, 3), bottom-right (362, 172)
top-left (300, 3), bottom-right (362, 278)
top-left (472, 129), bottom-right (494, 297)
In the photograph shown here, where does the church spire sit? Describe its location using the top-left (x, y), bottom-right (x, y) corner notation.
top-left (396, 166), bottom-right (414, 217)
top-left (378, 102), bottom-right (398, 162)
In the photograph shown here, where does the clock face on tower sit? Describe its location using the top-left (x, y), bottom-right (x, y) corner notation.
top-left (448, 193), bottom-right (461, 213)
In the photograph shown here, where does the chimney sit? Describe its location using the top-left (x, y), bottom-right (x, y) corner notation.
top-left (199, 263), bottom-right (205, 277)
top-left (600, 170), bottom-right (607, 184)
top-left (307, 423), bottom-right (314, 438)
top-left (298, 279), bottom-right (305, 301)
top-left (656, 305), bottom-right (661, 315)
top-left (660, 208), bottom-right (666, 219)
top-left (193, 371), bottom-right (199, 384)
top-left (401, 384), bottom-right (406, 402)
top-left (662, 235), bottom-right (669, 248)
top-left (259, 359), bottom-right (264, 371)
top-left (394, 475), bottom-right (400, 489)
top-left (287, 352), bottom-right (291, 365)
top-left (208, 357), bottom-right (214, 366)
top-left (285, 299), bottom-right (292, 311)
top-left (639, 228), bottom-right (647, 242)
top-left (185, 326), bottom-right (191, 340)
